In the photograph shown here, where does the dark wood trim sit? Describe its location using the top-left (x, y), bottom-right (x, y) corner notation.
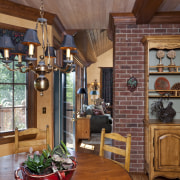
top-left (0, 133), bottom-right (37, 145)
top-left (110, 13), bottom-right (136, 25)
top-left (108, 13), bottom-right (136, 41)
top-left (132, 0), bottom-right (163, 24)
top-left (0, 0), bottom-right (66, 35)
top-left (150, 12), bottom-right (180, 24)
top-left (53, 37), bottom-right (64, 67)
top-left (53, 15), bottom-right (66, 35)
top-left (108, 11), bottom-right (180, 40)
top-left (0, 22), bottom-right (27, 33)
top-left (0, 0), bottom-right (55, 25)
top-left (28, 70), bottom-right (37, 128)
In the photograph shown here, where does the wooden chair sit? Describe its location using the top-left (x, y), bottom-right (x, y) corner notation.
top-left (99, 128), bottom-right (131, 172)
top-left (15, 125), bottom-right (50, 153)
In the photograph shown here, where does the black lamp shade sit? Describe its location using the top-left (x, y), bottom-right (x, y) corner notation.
top-left (0, 35), bottom-right (15, 49)
top-left (11, 42), bottom-right (26, 55)
top-left (77, 87), bottom-right (86, 94)
top-left (60, 34), bottom-right (77, 50)
top-left (45, 46), bottom-right (56, 58)
top-left (71, 49), bottom-right (78, 55)
top-left (22, 29), bottom-right (41, 46)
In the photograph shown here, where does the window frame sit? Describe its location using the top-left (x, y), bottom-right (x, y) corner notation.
top-left (0, 27), bottom-right (37, 144)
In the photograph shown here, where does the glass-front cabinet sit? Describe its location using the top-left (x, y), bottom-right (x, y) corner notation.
top-left (142, 35), bottom-right (180, 180)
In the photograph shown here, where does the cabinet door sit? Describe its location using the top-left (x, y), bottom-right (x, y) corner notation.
top-left (154, 128), bottom-right (180, 172)
top-left (76, 118), bottom-right (90, 139)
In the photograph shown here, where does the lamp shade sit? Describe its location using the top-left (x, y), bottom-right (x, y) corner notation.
top-left (22, 29), bottom-right (41, 46)
top-left (0, 35), bottom-right (15, 49)
top-left (60, 34), bottom-right (77, 50)
top-left (11, 42), bottom-right (26, 55)
top-left (45, 46), bottom-right (56, 58)
top-left (77, 87), bottom-right (86, 94)
top-left (90, 90), bottom-right (99, 95)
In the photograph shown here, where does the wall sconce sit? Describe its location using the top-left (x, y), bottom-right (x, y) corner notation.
top-left (91, 79), bottom-right (100, 90)
top-left (0, 0), bottom-right (77, 96)
top-left (90, 90), bottom-right (99, 104)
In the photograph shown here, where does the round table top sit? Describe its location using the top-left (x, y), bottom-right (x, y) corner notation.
top-left (0, 152), bottom-right (132, 180)
top-left (71, 153), bottom-right (132, 180)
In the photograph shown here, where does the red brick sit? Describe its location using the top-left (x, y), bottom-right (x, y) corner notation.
top-left (113, 23), bottom-right (180, 172)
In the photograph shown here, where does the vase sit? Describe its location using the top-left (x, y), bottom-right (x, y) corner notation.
top-left (14, 160), bottom-right (77, 180)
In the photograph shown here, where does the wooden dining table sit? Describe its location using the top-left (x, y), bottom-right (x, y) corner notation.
top-left (0, 151), bottom-right (132, 180)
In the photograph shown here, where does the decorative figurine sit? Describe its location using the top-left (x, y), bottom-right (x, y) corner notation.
top-left (156, 50), bottom-right (165, 72)
top-left (167, 50), bottom-right (176, 72)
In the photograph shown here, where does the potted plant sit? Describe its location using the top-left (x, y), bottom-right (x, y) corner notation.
top-left (14, 141), bottom-right (77, 180)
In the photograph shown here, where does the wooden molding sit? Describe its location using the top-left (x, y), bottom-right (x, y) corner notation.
top-left (108, 13), bottom-right (136, 40)
top-left (0, 0), bottom-right (65, 35)
top-left (133, 0), bottom-right (163, 24)
top-left (0, 0), bottom-right (55, 25)
top-left (150, 12), bottom-right (180, 24)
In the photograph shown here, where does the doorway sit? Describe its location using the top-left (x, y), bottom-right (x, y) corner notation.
top-left (54, 71), bottom-right (76, 149)
top-left (62, 72), bottom-right (76, 149)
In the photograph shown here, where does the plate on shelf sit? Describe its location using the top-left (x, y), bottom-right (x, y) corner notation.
top-left (154, 77), bottom-right (170, 94)
top-left (171, 82), bottom-right (180, 96)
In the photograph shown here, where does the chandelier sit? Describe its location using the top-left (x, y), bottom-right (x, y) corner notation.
top-left (0, 0), bottom-right (77, 96)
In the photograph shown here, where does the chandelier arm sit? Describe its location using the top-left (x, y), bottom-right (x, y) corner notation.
top-left (3, 64), bottom-right (18, 72)
top-left (53, 63), bottom-right (72, 73)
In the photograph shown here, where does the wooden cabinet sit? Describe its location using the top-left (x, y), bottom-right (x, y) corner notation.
top-left (76, 117), bottom-right (90, 140)
top-left (142, 35), bottom-right (180, 180)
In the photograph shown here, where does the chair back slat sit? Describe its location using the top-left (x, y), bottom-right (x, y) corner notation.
top-left (15, 125), bottom-right (49, 153)
top-left (99, 128), bottom-right (131, 172)
top-left (103, 144), bottom-right (126, 156)
top-left (104, 133), bottom-right (127, 142)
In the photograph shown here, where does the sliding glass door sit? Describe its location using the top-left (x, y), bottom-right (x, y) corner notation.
top-left (62, 72), bottom-right (76, 149)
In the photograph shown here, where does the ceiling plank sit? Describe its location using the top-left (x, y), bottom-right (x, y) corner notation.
top-left (133, 0), bottom-right (163, 24)
top-left (150, 12), bottom-right (180, 24)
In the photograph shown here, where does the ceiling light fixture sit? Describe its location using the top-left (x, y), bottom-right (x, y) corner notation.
top-left (0, 0), bottom-right (77, 96)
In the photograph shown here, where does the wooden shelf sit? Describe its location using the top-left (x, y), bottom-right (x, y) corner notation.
top-left (149, 95), bottom-right (180, 98)
top-left (149, 66), bottom-right (180, 74)
top-left (149, 72), bottom-right (180, 74)
top-left (149, 89), bottom-right (180, 97)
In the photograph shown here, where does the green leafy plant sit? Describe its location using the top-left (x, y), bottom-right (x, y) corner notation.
top-left (24, 141), bottom-right (74, 175)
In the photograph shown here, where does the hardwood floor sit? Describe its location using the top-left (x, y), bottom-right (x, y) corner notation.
top-left (130, 173), bottom-right (179, 180)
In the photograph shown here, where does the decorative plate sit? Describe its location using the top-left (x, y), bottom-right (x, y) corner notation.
top-left (171, 82), bottom-right (180, 96)
top-left (154, 77), bottom-right (170, 95)
top-left (127, 76), bottom-right (138, 92)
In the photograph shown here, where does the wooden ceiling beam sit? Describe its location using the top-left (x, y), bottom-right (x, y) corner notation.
top-left (133, 0), bottom-right (163, 24)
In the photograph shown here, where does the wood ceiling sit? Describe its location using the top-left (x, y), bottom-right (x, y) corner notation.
top-left (4, 0), bottom-right (180, 65)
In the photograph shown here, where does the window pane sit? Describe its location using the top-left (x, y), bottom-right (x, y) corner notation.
top-left (0, 107), bottom-right (13, 132)
top-left (14, 61), bottom-right (26, 83)
top-left (0, 85), bottom-right (13, 107)
top-left (14, 107), bottom-right (27, 130)
top-left (14, 85), bottom-right (26, 107)
top-left (0, 63), bottom-right (13, 83)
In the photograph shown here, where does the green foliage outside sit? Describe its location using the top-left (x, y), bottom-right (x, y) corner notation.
top-left (0, 61), bottom-right (27, 131)
top-left (66, 73), bottom-right (75, 105)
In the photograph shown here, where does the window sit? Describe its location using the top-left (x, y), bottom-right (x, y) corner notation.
top-left (0, 61), bottom-right (27, 132)
top-left (0, 29), bottom-right (37, 137)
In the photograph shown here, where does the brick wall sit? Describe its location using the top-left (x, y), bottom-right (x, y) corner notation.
top-left (113, 24), bottom-right (180, 172)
